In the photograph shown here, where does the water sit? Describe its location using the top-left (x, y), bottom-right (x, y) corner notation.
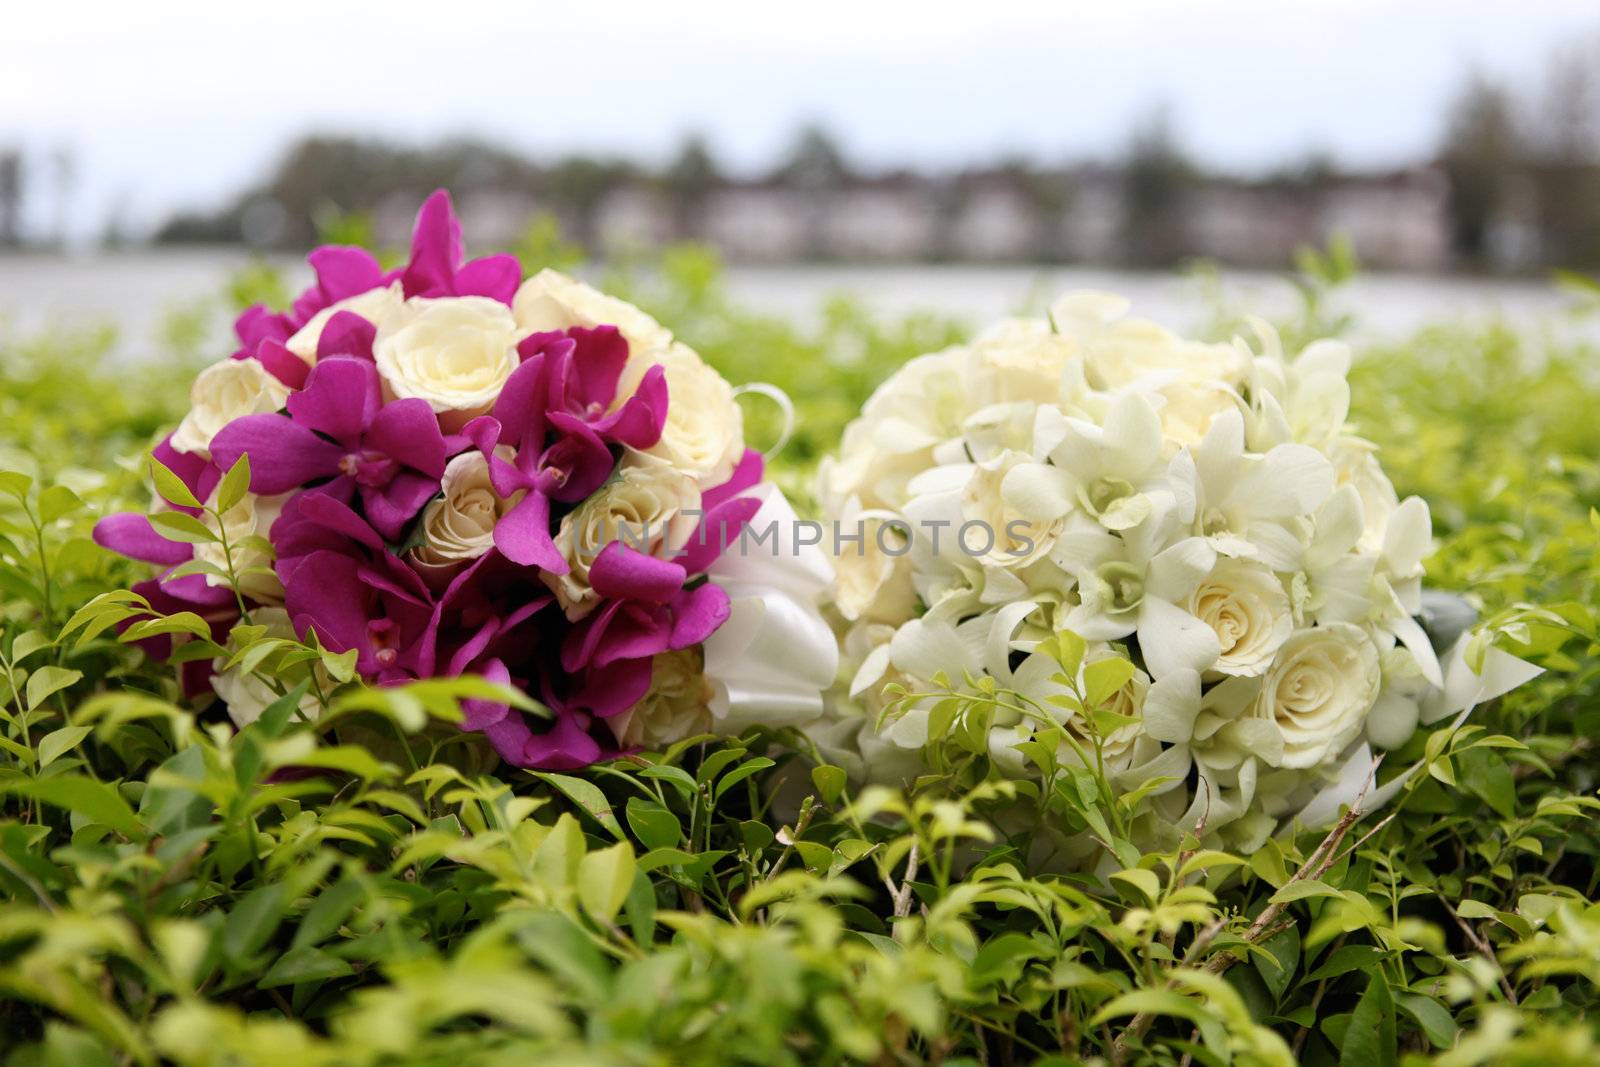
top-left (1, 250), bottom-right (1594, 362)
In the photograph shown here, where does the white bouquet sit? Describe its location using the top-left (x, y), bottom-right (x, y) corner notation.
top-left (816, 293), bottom-right (1538, 854)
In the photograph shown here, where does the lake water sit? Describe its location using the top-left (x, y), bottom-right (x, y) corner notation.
top-left (1, 250), bottom-right (1595, 362)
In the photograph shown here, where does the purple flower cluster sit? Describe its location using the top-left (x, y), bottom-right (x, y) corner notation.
top-left (95, 191), bottom-right (764, 769)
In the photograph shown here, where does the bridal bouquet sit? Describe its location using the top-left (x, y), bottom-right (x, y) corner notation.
top-left (95, 191), bottom-right (836, 769)
top-left (817, 293), bottom-right (1538, 850)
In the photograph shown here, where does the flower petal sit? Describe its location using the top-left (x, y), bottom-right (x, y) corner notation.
top-left (210, 414), bottom-right (345, 494)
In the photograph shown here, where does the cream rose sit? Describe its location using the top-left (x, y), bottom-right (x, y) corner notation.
top-left (961, 450), bottom-right (1062, 566)
top-left (546, 463), bottom-right (702, 620)
top-left (1253, 624), bottom-right (1380, 769)
top-left (1083, 319), bottom-right (1249, 392)
top-left (170, 357), bottom-right (291, 457)
top-left (211, 607), bottom-right (324, 728)
top-left (284, 282), bottom-right (405, 363)
top-left (373, 296), bottom-right (522, 422)
top-left (606, 647), bottom-right (713, 749)
top-left (620, 343), bottom-right (744, 487)
top-left (1187, 559), bottom-right (1293, 678)
top-left (409, 450), bottom-right (523, 586)
top-left (192, 489), bottom-right (289, 605)
top-left (831, 503), bottom-right (918, 625)
top-left (512, 268), bottom-right (673, 357)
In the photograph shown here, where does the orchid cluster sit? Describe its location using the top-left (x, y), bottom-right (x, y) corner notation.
top-left (95, 191), bottom-right (835, 769)
top-left (817, 293), bottom-right (1536, 852)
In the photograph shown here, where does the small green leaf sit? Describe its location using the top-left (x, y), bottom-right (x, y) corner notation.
top-left (216, 453), bottom-right (253, 513)
top-left (810, 764), bottom-right (847, 804)
top-left (0, 470), bottom-right (32, 500)
top-left (148, 511), bottom-right (219, 544)
top-left (150, 457), bottom-right (202, 509)
top-left (26, 666), bottom-right (82, 710)
top-left (578, 842), bottom-right (636, 923)
top-left (37, 725), bottom-right (93, 769)
top-left (260, 945), bottom-right (354, 988)
top-left (6, 775), bottom-right (145, 837)
top-left (223, 884), bottom-right (287, 964)
top-left (10, 631), bottom-right (52, 663)
top-left (1340, 969), bottom-right (1396, 1067)
top-left (625, 797), bottom-right (682, 850)
top-left (533, 772), bottom-right (625, 840)
top-left (713, 757), bottom-right (775, 802)
top-left (1110, 867), bottom-right (1162, 904)
top-left (1083, 655), bottom-right (1135, 708)
top-left (37, 484), bottom-right (82, 524)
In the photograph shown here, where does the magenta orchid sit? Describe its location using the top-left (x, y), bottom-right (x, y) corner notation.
top-left (210, 356), bottom-right (450, 541)
top-left (93, 188), bottom-right (836, 773)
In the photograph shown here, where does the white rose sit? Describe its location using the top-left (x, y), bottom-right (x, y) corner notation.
top-left (210, 607), bottom-right (323, 728)
top-left (373, 296), bottom-right (522, 422)
top-left (606, 647), bottom-right (713, 749)
top-left (284, 282), bottom-right (405, 363)
top-left (546, 463), bottom-right (702, 620)
top-left (192, 489), bottom-right (289, 605)
top-left (170, 357), bottom-right (292, 457)
top-left (1187, 559), bottom-right (1293, 678)
top-left (830, 502), bottom-right (918, 626)
top-left (512, 268), bottom-right (673, 358)
top-left (961, 450), bottom-right (1062, 566)
top-left (1157, 379), bottom-right (1245, 449)
top-left (965, 319), bottom-right (1077, 407)
top-left (409, 449), bottom-right (523, 586)
top-left (1083, 318), bottom-right (1249, 393)
top-left (620, 343), bottom-right (744, 487)
top-left (1253, 624), bottom-right (1380, 769)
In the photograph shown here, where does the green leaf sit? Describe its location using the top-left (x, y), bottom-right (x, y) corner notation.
top-left (279, 745), bottom-right (394, 782)
top-left (223, 885), bottom-right (287, 964)
top-left (36, 725), bottom-right (93, 769)
top-left (1395, 992), bottom-right (1458, 1050)
top-left (1052, 630), bottom-right (1086, 677)
top-left (810, 764), bottom-right (847, 804)
top-left (713, 757), bottom-right (775, 802)
top-left (1340, 969), bottom-right (1396, 1067)
top-left (216, 453), bottom-right (252, 513)
top-left (148, 510), bottom-right (219, 544)
top-left (1254, 925), bottom-right (1300, 1004)
top-left (533, 772), bottom-right (625, 840)
top-left (6, 775), bottom-right (145, 837)
top-left (291, 877), bottom-right (366, 951)
top-left (1091, 988), bottom-right (1209, 1028)
top-left (26, 665), bottom-right (82, 709)
top-left (1110, 867), bottom-right (1162, 904)
top-left (1270, 878), bottom-right (1344, 904)
top-left (1083, 655), bottom-right (1135, 708)
top-left (578, 842), bottom-right (636, 923)
top-left (0, 470), bottom-right (32, 500)
top-left (150, 457), bottom-right (202, 509)
top-left (624, 797), bottom-right (682, 850)
top-left (37, 484), bottom-right (82, 524)
top-left (10, 631), bottom-right (52, 663)
top-left (259, 945), bottom-right (354, 988)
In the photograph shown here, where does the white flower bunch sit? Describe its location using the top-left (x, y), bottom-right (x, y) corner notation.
top-left (817, 292), bottom-right (1534, 852)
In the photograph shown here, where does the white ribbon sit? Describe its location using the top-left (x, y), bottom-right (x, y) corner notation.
top-left (702, 483), bottom-right (838, 733)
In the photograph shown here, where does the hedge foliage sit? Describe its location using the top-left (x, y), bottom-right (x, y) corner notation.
top-left (0, 244), bottom-right (1597, 1066)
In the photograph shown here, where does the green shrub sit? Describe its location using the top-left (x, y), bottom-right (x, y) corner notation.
top-left (0, 247), bottom-right (1596, 1065)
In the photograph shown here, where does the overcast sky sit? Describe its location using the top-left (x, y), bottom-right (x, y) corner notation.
top-left (4, 0), bottom-right (1598, 241)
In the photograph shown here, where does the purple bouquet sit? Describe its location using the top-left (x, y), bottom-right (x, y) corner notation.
top-left (95, 191), bottom-right (836, 769)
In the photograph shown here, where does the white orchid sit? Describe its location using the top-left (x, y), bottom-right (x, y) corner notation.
top-left (1052, 503), bottom-right (1223, 680)
top-left (1001, 391), bottom-right (1177, 533)
top-left (1171, 407), bottom-right (1333, 570)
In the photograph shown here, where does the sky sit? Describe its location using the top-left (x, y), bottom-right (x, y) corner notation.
top-left (4, 0), bottom-right (1599, 242)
